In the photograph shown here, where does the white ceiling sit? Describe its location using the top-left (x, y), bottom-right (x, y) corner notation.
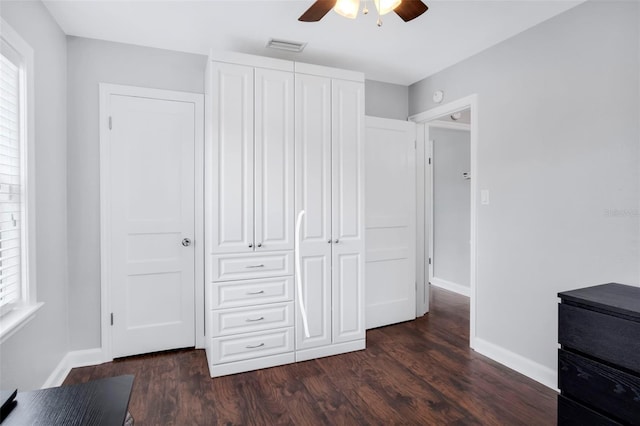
top-left (43, 0), bottom-right (582, 85)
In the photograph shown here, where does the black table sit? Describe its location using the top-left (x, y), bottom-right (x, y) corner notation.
top-left (2, 375), bottom-right (134, 425)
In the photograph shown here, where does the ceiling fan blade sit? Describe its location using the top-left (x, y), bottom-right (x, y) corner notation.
top-left (394, 0), bottom-right (428, 22)
top-left (299, 0), bottom-right (338, 22)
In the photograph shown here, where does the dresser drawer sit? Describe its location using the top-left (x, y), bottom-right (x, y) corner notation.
top-left (558, 395), bottom-right (621, 426)
top-left (211, 302), bottom-right (294, 336)
top-left (559, 303), bottom-right (640, 374)
top-left (209, 276), bottom-right (293, 309)
top-left (558, 349), bottom-right (640, 424)
top-left (211, 328), bottom-right (294, 364)
top-left (211, 252), bottom-right (293, 282)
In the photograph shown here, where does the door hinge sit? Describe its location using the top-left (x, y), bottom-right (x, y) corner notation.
top-left (428, 157), bottom-right (432, 165)
top-left (428, 258), bottom-right (432, 265)
top-left (110, 313), bottom-right (114, 326)
top-left (414, 140), bottom-right (417, 149)
top-left (108, 116), bottom-right (112, 130)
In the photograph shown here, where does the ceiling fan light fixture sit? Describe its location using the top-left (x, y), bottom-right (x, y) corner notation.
top-left (374, 0), bottom-right (401, 16)
top-left (334, 0), bottom-right (360, 19)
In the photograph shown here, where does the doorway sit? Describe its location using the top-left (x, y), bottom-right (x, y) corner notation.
top-left (411, 95), bottom-right (478, 348)
top-left (99, 84), bottom-right (204, 360)
top-left (429, 117), bottom-right (471, 296)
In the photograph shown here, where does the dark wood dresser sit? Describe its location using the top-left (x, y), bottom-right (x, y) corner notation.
top-left (558, 283), bottom-right (640, 425)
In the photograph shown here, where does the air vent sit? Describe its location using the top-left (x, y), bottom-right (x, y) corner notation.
top-left (266, 38), bottom-right (307, 53)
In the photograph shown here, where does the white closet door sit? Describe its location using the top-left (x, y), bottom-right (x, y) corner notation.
top-left (331, 79), bottom-right (365, 344)
top-left (211, 62), bottom-right (254, 254)
top-left (108, 90), bottom-right (196, 358)
top-left (254, 68), bottom-right (294, 252)
top-left (365, 117), bottom-right (416, 329)
top-left (295, 74), bottom-right (332, 350)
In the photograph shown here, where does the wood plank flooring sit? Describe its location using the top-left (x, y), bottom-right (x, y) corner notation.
top-left (64, 287), bottom-right (557, 425)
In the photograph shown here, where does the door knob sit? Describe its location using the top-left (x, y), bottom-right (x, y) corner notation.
top-left (249, 244), bottom-right (253, 248)
top-left (182, 238), bottom-right (192, 247)
top-left (257, 243), bottom-right (262, 248)
top-left (334, 239), bottom-right (339, 244)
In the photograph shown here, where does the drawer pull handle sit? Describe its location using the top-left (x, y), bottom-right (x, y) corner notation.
top-left (245, 264), bottom-right (265, 269)
top-left (247, 290), bottom-right (265, 295)
top-left (246, 317), bottom-right (265, 322)
top-left (246, 343), bottom-right (265, 349)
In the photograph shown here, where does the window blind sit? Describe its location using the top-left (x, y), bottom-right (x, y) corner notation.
top-left (0, 48), bottom-right (22, 310)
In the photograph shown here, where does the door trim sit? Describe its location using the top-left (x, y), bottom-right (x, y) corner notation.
top-left (99, 83), bottom-right (205, 361)
top-left (410, 94), bottom-right (478, 350)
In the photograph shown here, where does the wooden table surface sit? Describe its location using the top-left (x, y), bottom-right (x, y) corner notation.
top-left (3, 375), bottom-right (134, 426)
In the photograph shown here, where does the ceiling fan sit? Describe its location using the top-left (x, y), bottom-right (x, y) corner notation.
top-left (299, 0), bottom-right (428, 24)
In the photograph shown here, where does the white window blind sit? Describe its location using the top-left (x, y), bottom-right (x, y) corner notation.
top-left (0, 45), bottom-right (22, 311)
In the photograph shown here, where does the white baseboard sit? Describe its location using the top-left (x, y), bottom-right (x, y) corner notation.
top-left (473, 337), bottom-right (557, 391)
top-left (430, 277), bottom-right (471, 297)
top-left (42, 348), bottom-right (105, 389)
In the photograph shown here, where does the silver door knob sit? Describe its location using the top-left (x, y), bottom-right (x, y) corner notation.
top-left (249, 244), bottom-right (253, 248)
top-left (334, 239), bottom-right (339, 244)
top-left (328, 240), bottom-right (332, 244)
top-left (182, 238), bottom-right (192, 247)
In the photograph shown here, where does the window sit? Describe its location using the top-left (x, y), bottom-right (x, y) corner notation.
top-left (0, 43), bottom-right (23, 312)
top-left (0, 18), bottom-right (39, 341)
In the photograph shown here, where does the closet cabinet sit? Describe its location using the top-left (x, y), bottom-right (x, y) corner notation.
top-left (209, 61), bottom-right (294, 255)
top-left (205, 53), bottom-right (365, 377)
top-left (205, 55), bottom-right (295, 377)
top-left (294, 65), bottom-right (366, 361)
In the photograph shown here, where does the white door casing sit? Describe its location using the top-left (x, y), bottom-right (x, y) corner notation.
top-left (100, 85), bottom-right (203, 359)
top-left (365, 117), bottom-right (417, 329)
top-left (210, 62), bottom-right (254, 254)
top-left (410, 94), bottom-right (479, 349)
top-left (331, 79), bottom-right (365, 344)
top-left (254, 68), bottom-right (294, 252)
top-left (294, 73), bottom-right (332, 350)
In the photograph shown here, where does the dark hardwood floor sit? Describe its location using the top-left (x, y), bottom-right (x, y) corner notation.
top-left (64, 287), bottom-right (557, 425)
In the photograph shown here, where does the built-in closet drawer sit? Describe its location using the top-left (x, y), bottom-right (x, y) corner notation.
top-left (211, 302), bottom-right (294, 336)
top-left (210, 327), bottom-right (294, 364)
top-left (211, 252), bottom-right (293, 282)
top-left (209, 276), bottom-right (293, 309)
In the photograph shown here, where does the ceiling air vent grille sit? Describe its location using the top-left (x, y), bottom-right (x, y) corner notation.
top-left (266, 38), bottom-right (307, 53)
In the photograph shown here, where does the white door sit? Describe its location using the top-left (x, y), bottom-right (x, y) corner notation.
top-left (365, 117), bottom-right (416, 329)
top-left (295, 73), bottom-right (332, 350)
top-left (254, 68), bottom-right (294, 252)
top-left (106, 87), bottom-right (197, 358)
top-left (331, 79), bottom-right (365, 343)
top-left (210, 62), bottom-right (254, 254)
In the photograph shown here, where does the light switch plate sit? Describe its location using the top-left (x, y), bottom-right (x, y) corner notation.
top-left (481, 189), bottom-right (490, 205)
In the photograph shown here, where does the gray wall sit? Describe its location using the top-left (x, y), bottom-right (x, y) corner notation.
top-left (410, 0), bottom-right (639, 377)
top-left (0, 1), bottom-right (69, 390)
top-left (67, 37), bottom-right (206, 350)
top-left (365, 79), bottom-right (408, 120)
top-left (431, 127), bottom-right (470, 288)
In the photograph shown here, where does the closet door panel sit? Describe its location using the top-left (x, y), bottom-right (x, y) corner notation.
top-left (254, 68), bottom-right (294, 252)
top-left (211, 62), bottom-right (254, 254)
top-left (331, 79), bottom-right (365, 343)
top-left (295, 74), bottom-right (333, 350)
